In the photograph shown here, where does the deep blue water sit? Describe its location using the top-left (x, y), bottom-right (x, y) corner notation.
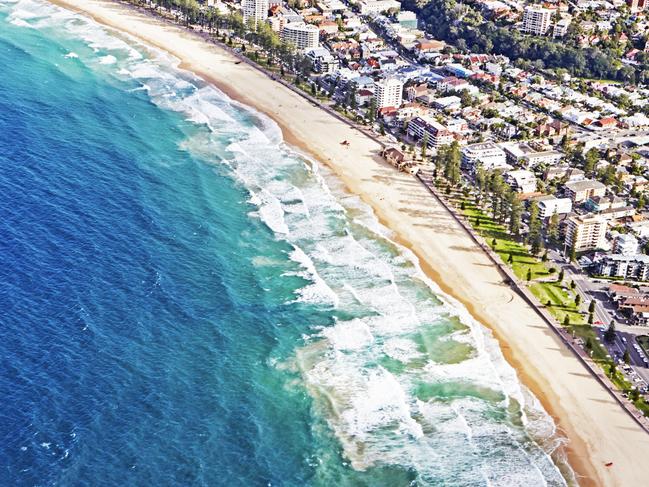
top-left (0, 1), bottom-right (573, 486)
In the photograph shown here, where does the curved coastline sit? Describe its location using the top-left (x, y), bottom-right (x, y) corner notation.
top-left (43, 0), bottom-right (649, 485)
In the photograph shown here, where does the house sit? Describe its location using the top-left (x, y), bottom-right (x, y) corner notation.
top-left (414, 39), bottom-right (446, 54)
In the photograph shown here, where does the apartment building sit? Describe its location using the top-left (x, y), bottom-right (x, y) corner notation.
top-left (597, 254), bottom-right (649, 281)
top-left (613, 233), bottom-right (640, 256)
top-left (564, 179), bottom-right (606, 204)
top-left (374, 78), bottom-right (403, 109)
top-left (243, 0), bottom-right (269, 25)
top-left (305, 47), bottom-right (340, 73)
top-left (522, 7), bottom-right (554, 36)
top-left (407, 116), bottom-right (454, 149)
top-left (281, 22), bottom-right (320, 50)
top-left (461, 142), bottom-right (508, 172)
top-left (536, 195), bottom-right (572, 219)
top-left (565, 214), bottom-right (607, 252)
top-left (504, 169), bottom-right (537, 193)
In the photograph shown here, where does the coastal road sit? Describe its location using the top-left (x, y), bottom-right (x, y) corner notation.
top-left (596, 327), bottom-right (649, 385)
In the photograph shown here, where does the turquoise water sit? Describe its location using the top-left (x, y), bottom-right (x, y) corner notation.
top-left (0, 1), bottom-right (573, 485)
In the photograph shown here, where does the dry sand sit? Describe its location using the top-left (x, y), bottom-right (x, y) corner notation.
top-left (46, 0), bottom-right (649, 484)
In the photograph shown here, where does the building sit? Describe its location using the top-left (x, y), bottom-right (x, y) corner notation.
top-left (305, 47), bottom-right (339, 73)
top-left (536, 195), bottom-right (572, 219)
top-left (461, 142), bottom-right (508, 172)
top-left (504, 169), bottom-right (537, 193)
top-left (585, 195), bottom-right (626, 213)
top-left (566, 214), bottom-right (607, 252)
top-left (613, 233), bottom-right (640, 256)
top-left (627, 0), bottom-right (647, 13)
top-left (522, 7), bottom-right (554, 36)
top-left (397, 10), bottom-right (417, 29)
top-left (553, 17), bottom-right (572, 38)
top-left (564, 179), bottom-right (606, 204)
top-left (597, 254), bottom-right (649, 281)
top-left (502, 143), bottom-right (563, 167)
top-left (358, 0), bottom-right (401, 15)
top-left (407, 116), bottom-right (454, 149)
top-left (281, 23), bottom-right (320, 50)
top-left (374, 78), bottom-right (403, 109)
top-left (243, 0), bottom-right (269, 25)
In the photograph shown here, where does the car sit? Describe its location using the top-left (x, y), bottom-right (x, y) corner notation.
top-left (622, 337), bottom-right (627, 343)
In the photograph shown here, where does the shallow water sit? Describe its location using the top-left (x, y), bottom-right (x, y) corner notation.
top-left (0, 1), bottom-right (573, 485)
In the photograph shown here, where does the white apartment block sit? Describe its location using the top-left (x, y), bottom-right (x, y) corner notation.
top-left (461, 142), bottom-right (508, 172)
top-left (522, 7), bottom-right (554, 36)
top-left (243, 0), bottom-right (269, 25)
top-left (305, 48), bottom-right (339, 73)
top-left (407, 116), bottom-right (454, 149)
top-left (536, 195), bottom-right (572, 219)
top-left (281, 23), bottom-right (320, 50)
top-left (358, 0), bottom-right (401, 15)
top-left (566, 214), bottom-right (607, 252)
top-left (564, 179), bottom-right (606, 204)
top-left (613, 233), bottom-right (640, 256)
top-left (374, 78), bottom-right (403, 109)
top-left (504, 169), bottom-right (537, 193)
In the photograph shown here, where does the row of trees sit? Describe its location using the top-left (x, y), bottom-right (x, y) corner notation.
top-left (125, 1), bottom-right (313, 77)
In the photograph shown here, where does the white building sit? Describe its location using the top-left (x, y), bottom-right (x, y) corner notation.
top-left (305, 47), bottom-right (339, 73)
top-left (597, 254), bottom-right (649, 281)
top-left (243, 0), bottom-right (269, 25)
top-left (522, 7), bottom-right (554, 36)
top-left (536, 195), bottom-right (572, 219)
top-left (613, 233), bottom-right (640, 256)
top-left (358, 0), bottom-right (401, 15)
top-left (281, 23), bottom-right (320, 50)
top-left (461, 142), bottom-right (508, 172)
top-left (504, 169), bottom-right (537, 193)
top-left (374, 78), bottom-right (403, 109)
top-left (566, 214), bottom-right (607, 252)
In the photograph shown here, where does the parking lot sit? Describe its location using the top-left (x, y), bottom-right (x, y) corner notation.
top-left (596, 327), bottom-right (649, 389)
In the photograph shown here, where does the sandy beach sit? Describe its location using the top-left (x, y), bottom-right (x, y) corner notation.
top-left (46, 0), bottom-right (649, 484)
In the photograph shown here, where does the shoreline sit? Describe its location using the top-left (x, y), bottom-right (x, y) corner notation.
top-left (42, 1), bottom-right (649, 485)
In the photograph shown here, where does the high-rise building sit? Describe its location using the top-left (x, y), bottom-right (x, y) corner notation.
top-left (522, 7), bottom-right (553, 36)
top-left (243, 0), bottom-right (269, 25)
top-left (373, 78), bottom-right (403, 109)
top-left (280, 23), bottom-right (320, 50)
top-left (627, 0), bottom-right (647, 13)
top-left (566, 214), bottom-right (607, 252)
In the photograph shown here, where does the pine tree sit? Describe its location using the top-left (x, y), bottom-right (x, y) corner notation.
top-left (526, 268), bottom-right (532, 281)
top-left (508, 253), bottom-right (514, 264)
top-left (558, 269), bottom-right (564, 282)
top-left (589, 300), bottom-right (596, 313)
top-left (604, 320), bottom-right (616, 342)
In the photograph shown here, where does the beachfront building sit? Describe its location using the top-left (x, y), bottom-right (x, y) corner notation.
top-left (564, 179), bottom-right (607, 204)
top-left (536, 195), bottom-right (572, 219)
top-left (597, 254), bottom-right (649, 281)
top-left (566, 214), bottom-right (607, 252)
top-left (407, 116), bottom-right (454, 149)
top-left (460, 142), bottom-right (508, 172)
top-left (504, 169), bottom-right (537, 193)
top-left (522, 6), bottom-right (553, 36)
top-left (374, 78), bottom-right (403, 109)
top-left (305, 47), bottom-right (339, 73)
top-left (243, 0), bottom-right (269, 25)
top-left (281, 23), bottom-right (320, 50)
top-left (502, 142), bottom-right (563, 168)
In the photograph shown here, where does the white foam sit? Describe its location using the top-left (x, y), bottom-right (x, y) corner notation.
top-left (98, 54), bottom-right (116, 65)
top-left (63, 51), bottom-right (78, 59)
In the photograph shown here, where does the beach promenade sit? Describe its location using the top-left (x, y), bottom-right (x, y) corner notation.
top-left (48, 1), bottom-right (649, 484)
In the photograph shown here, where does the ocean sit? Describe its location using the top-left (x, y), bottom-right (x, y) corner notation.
top-left (0, 1), bottom-right (574, 485)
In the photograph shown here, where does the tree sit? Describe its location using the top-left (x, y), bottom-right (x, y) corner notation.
top-left (583, 148), bottom-right (599, 177)
top-left (367, 97), bottom-right (377, 125)
top-left (639, 193), bottom-right (646, 211)
top-left (542, 251), bottom-right (548, 262)
top-left (548, 212), bottom-right (560, 242)
top-left (421, 133), bottom-right (429, 159)
top-left (508, 253), bottom-right (514, 264)
top-left (526, 268), bottom-right (532, 281)
top-left (569, 242), bottom-right (577, 263)
top-left (588, 312), bottom-right (594, 324)
top-left (586, 337), bottom-right (593, 351)
top-left (509, 196), bottom-right (523, 237)
top-left (589, 300), bottom-right (596, 313)
top-left (491, 238), bottom-right (497, 248)
top-left (570, 280), bottom-right (576, 290)
top-left (604, 320), bottom-right (616, 342)
top-left (563, 315), bottom-right (570, 326)
top-left (575, 294), bottom-right (581, 306)
top-left (558, 269), bottom-right (564, 282)
top-left (476, 217), bottom-right (481, 227)
top-left (624, 348), bottom-right (631, 364)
